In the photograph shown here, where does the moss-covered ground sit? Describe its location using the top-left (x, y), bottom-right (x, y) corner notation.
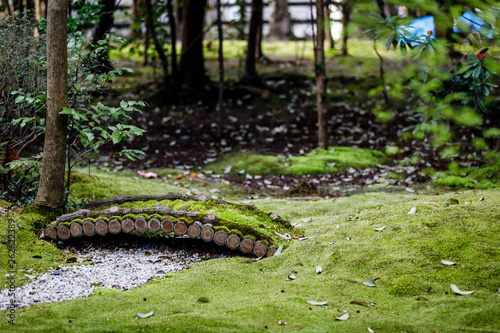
top-left (1, 170), bottom-right (500, 332)
top-left (203, 146), bottom-right (389, 176)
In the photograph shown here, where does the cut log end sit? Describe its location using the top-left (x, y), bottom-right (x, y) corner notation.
top-left (174, 221), bottom-right (187, 236)
top-left (135, 216), bottom-right (148, 233)
top-left (95, 219), bottom-right (109, 236)
top-left (253, 242), bottom-right (268, 257)
top-left (108, 218), bottom-right (122, 234)
top-left (70, 222), bottom-right (83, 238)
top-left (161, 217), bottom-right (174, 233)
top-left (266, 247), bottom-right (278, 257)
top-left (227, 234), bottom-right (241, 250)
top-left (57, 225), bottom-right (71, 240)
top-left (148, 217), bottom-right (161, 233)
top-left (44, 226), bottom-right (57, 240)
top-left (82, 220), bottom-right (96, 236)
top-left (187, 221), bottom-right (202, 238)
top-left (214, 229), bottom-right (228, 245)
top-left (121, 217), bottom-right (135, 233)
top-left (240, 238), bottom-right (255, 254)
top-left (200, 225), bottom-right (214, 242)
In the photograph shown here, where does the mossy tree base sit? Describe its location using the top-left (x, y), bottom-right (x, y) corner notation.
top-left (43, 193), bottom-right (293, 257)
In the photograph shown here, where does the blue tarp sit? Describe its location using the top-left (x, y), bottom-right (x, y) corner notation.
top-left (403, 15), bottom-right (435, 45)
top-left (400, 12), bottom-right (494, 46)
top-left (454, 11), bottom-right (494, 39)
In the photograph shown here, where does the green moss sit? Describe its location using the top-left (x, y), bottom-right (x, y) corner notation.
top-left (203, 146), bottom-right (389, 176)
top-left (433, 163), bottom-right (500, 189)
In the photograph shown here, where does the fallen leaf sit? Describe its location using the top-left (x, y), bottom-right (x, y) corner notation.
top-left (298, 235), bottom-right (317, 240)
top-left (288, 274), bottom-right (296, 280)
top-left (307, 300), bottom-right (327, 307)
top-left (274, 231), bottom-right (291, 240)
top-left (414, 296), bottom-right (429, 301)
top-left (336, 313), bottom-right (349, 321)
top-left (24, 274), bottom-right (36, 280)
top-left (137, 171), bottom-right (157, 178)
top-left (408, 207), bottom-right (417, 215)
top-left (274, 244), bottom-right (283, 256)
top-left (363, 279), bottom-right (376, 287)
top-left (350, 299), bottom-right (368, 307)
top-left (316, 266), bottom-right (322, 274)
top-left (450, 284), bottom-right (473, 295)
top-left (90, 282), bottom-right (103, 287)
top-left (444, 198), bottom-right (459, 206)
top-left (441, 259), bottom-right (456, 266)
top-left (197, 297), bottom-right (210, 303)
top-left (368, 327), bottom-right (375, 333)
top-left (374, 225), bottom-right (385, 231)
top-left (137, 311), bottom-right (154, 318)
top-left (301, 218), bottom-right (312, 223)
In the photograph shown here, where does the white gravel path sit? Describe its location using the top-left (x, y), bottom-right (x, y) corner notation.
top-left (1, 240), bottom-right (233, 310)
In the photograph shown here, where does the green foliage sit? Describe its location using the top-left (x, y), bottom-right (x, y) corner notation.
top-left (0, 157), bottom-right (41, 206)
top-left (367, 10), bottom-right (499, 164)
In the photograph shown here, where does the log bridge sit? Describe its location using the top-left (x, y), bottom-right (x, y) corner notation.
top-left (43, 193), bottom-right (290, 257)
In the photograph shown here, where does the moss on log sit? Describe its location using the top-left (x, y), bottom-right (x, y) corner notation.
top-left (44, 193), bottom-right (293, 257)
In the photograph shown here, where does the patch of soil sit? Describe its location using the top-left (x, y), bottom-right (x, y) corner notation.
top-left (94, 73), bottom-right (483, 193)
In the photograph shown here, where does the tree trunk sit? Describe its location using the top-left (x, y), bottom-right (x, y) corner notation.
top-left (341, 1), bottom-right (352, 56)
top-left (325, 1), bottom-right (334, 49)
top-left (35, 0), bottom-right (68, 209)
top-left (144, 0), bottom-right (169, 88)
top-left (216, 0), bottom-right (224, 138)
top-left (245, 0), bottom-right (262, 82)
top-left (130, 0), bottom-right (146, 38)
top-left (268, 0), bottom-right (293, 40)
top-left (166, 0), bottom-right (178, 87)
top-left (179, 0), bottom-right (207, 91)
top-left (315, 0), bottom-right (329, 149)
top-left (92, 0), bottom-right (115, 73)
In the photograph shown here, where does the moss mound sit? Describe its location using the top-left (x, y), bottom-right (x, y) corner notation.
top-left (203, 146), bottom-right (389, 176)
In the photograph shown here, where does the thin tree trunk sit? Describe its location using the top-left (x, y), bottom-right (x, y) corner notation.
top-left (145, 0), bottom-right (169, 88)
top-left (92, 0), bottom-right (115, 73)
top-left (314, 0), bottom-right (329, 149)
top-left (245, 0), bottom-right (262, 81)
top-left (216, 0), bottom-right (224, 138)
top-left (341, 1), bottom-right (352, 56)
top-left (325, 0), bottom-right (334, 49)
top-left (35, 0), bottom-right (68, 209)
top-left (166, 0), bottom-right (178, 86)
top-left (180, 0), bottom-right (207, 91)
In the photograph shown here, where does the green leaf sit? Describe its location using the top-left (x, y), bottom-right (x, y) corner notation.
top-left (120, 100), bottom-right (128, 108)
